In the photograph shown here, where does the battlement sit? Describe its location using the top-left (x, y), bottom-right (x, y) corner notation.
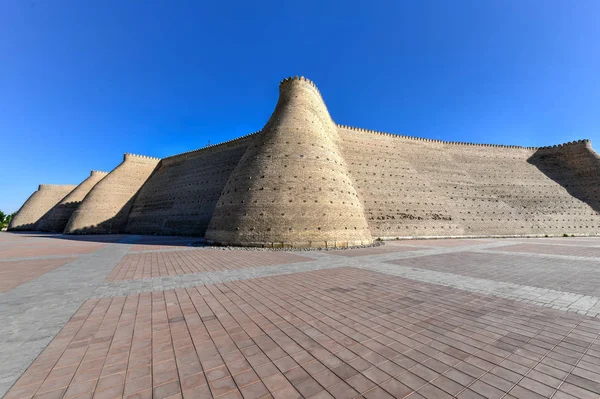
top-left (38, 184), bottom-right (77, 191)
top-left (123, 153), bottom-right (161, 162)
top-left (90, 170), bottom-right (109, 176)
top-left (337, 124), bottom-right (589, 151)
top-left (279, 75), bottom-right (319, 89)
top-left (536, 139), bottom-right (591, 151)
top-left (162, 131), bottom-right (260, 164)
top-left (279, 76), bottom-right (325, 101)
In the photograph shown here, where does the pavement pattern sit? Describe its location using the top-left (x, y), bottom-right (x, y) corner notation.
top-left (1, 233), bottom-right (600, 399)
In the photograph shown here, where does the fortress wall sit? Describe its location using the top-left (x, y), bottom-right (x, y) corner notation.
top-left (338, 127), bottom-right (465, 238)
top-left (205, 77), bottom-right (373, 248)
top-left (339, 126), bottom-right (600, 237)
top-left (64, 154), bottom-right (160, 234)
top-left (527, 140), bottom-right (600, 229)
top-left (13, 77), bottom-right (600, 242)
top-left (124, 135), bottom-right (256, 236)
top-left (8, 184), bottom-right (77, 231)
top-left (37, 171), bottom-right (109, 232)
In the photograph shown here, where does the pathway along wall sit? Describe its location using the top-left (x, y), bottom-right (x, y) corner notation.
top-left (124, 135), bottom-right (255, 236)
top-left (37, 170), bottom-right (108, 232)
top-left (8, 184), bottom-right (77, 231)
top-left (205, 77), bottom-right (373, 248)
top-left (338, 126), bottom-right (600, 238)
top-left (64, 154), bottom-right (159, 234)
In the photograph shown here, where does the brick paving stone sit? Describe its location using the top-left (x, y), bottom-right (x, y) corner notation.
top-left (328, 246), bottom-right (425, 257)
top-left (4, 233), bottom-right (600, 398)
top-left (106, 250), bottom-right (310, 281)
top-left (0, 258), bottom-right (75, 292)
top-left (5, 267), bottom-right (600, 399)
top-left (0, 243), bottom-right (105, 260)
top-left (387, 251), bottom-right (600, 297)
top-left (389, 239), bottom-right (493, 248)
top-left (493, 243), bottom-right (600, 259)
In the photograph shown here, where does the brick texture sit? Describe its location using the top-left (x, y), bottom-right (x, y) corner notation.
top-left (11, 76), bottom-right (600, 247)
top-left (5, 268), bottom-right (600, 399)
top-left (205, 77), bottom-right (373, 248)
top-left (36, 171), bottom-right (108, 233)
top-left (9, 185), bottom-right (77, 231)
top-left (64, 155), bottom-right (159, 234)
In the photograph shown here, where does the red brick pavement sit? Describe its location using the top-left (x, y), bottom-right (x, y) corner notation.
top-left (129, 237), bottom-right (198, 253)
top-left (6, 268), bottom-right (600, 399)
top-left (129, 245), bottom-right (190, 253)
top-left (0, 258), bottom-right (75, 292)
top-left (106, 250), bottom-right (310, 282)
top-left (0, 243), bottom-right (105, 260)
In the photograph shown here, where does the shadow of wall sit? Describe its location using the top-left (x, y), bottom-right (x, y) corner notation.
top-left (65, 195), bottom-right (138, 234)
top-left (37, 171), bottom-right (109, 232)
top-left (64, 154), bottom-right (160, 234)
top-left (528, 140), bottom-right (600, 213)
top-left (124, 134), bottom-right (256, 237)
top-left (8, 184), bottom-right (77, 231)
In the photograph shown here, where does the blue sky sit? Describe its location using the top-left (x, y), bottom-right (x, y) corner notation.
top-left (1, 1), bottom-right (599, 213)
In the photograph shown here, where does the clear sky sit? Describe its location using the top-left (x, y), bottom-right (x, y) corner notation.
top-left (1, 1), bottom-right (599, 213)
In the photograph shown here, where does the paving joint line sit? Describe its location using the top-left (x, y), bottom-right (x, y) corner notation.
top-left (474, 249), bottom-right (600, 262)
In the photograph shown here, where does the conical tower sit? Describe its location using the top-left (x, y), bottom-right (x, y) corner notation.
top-left (8, 184), bottom-right (77, 231)
top-left (205, 76), bottom-right (372, 248)
top-left (37, 170), bottom-right (108, 232)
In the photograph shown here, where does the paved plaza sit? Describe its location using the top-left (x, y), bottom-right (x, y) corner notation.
top-left (1, 234), bottom-right (600, 399)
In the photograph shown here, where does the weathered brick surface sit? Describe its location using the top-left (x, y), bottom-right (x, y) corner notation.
top-left (205, 77), bottom-right (373, 248)
top-left (9, 185), bottom-right (77, 231)
top-left (13, 76), bottom-right (600, 246)
top-left (125, 137), bottom-right (254, 236)
top-left (339, 127), bottom-right (600, 239)
top-left (37, 171), bottom-right (108, 232)
top-left (64, 155), bottom-right (159, 234)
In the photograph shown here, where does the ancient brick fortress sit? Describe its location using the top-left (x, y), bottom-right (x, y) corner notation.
top-left (9, 76), bottom-right (600, 247)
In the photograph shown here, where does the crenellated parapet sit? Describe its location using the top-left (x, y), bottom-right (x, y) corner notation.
top-left (338, 123), bottom-right (591, 151)
top-left (123, 153), bottom-right (161, 163)
top-left (535, 139), bottom-right (591, 152)
top-left (161, 131), bottom-right (260, 165)
top-left (337, 124), bottom-right (543, 150)
top-left (279, 76), bottom-right (323, 99)
top-left (38, 184), bottom-right (77, 190)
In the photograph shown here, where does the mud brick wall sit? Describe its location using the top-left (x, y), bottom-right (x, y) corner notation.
top-left (125, 135), bottom-right (255, 236)
top-left (339, 125), bottom-right (600, 238)
top-left (64, 154), bottom-right (159, 234)
top-left (205, 77), bottom-right (373, 248)
top-left (37, 171), bottom-right (108, 232)
top-left (8, 184), bottom-right (76, 231)
top-left (13, 76), bottom-right (600, 243)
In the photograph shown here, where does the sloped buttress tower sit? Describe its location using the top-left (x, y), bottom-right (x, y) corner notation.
top-left (205, 76), bottom-right (373, 247)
